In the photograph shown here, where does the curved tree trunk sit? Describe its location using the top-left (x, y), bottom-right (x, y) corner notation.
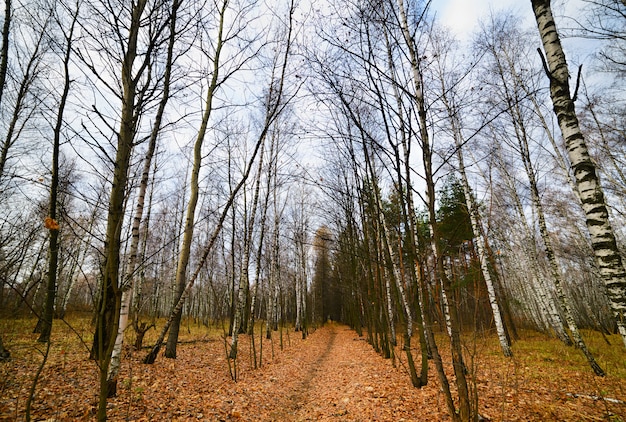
top-left (531, 0), bottom-right (626, 347)
top-left (165, 0), bottom-right (227, 359)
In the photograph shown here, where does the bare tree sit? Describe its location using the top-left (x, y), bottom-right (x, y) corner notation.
top-left (73, 0), bottom-right (176, 417)
top-left (107, 0), bottom-right (183, 395)
top-left (36, 0), bottom-right (80, 344)
top-left (531, 0), bottom-right (626, 347)
top-left (144, 0), bottom-right (298, 364)
top-left (164, 0), bottom-right (234, 359)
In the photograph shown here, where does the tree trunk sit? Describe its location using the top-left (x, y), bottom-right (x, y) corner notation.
top-left (496, 149), bottom-right (573, 343)
top-left (105, 0), bottom-right (179, 389)
top-left (441, 84), bottom-right (513, 357)
top-left (249, 131), bottom-right (276, 338)
top-left (508, 77), bottom-right (604, 374)
top-left (37, 2), bottom-right (78, 344)
top-left (0, 335), bottom-right (9, 361)
top-left (230, 136), bottom-right (266, 359)
top-left (531, 0), bottom-right (626, 347)
top-left (394, 0), bottom-right (471, 416)
top-left (266, 170), bottom-right (283, 339)
top-left (0, 0), bottom-right (10, 107)
top-left (165, 0), bottom-right (227, 359)
top-left (91, 1), bottom-right (149, 418)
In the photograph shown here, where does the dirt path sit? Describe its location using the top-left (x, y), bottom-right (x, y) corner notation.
top-left (246, 324), bottom-right (449, 421)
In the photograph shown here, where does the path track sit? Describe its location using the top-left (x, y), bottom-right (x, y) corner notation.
top-left (253, 323), bottom-right (448, 421)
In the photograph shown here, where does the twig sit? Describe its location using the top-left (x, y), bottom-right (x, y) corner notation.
top-left (572, 64), bottom-right (583, 102)
top-left (537, 48), bottom-right (557, 82)
top-left (566, 393), bottom-right (625, 404)
top-left (25, 340), bottom-right (51, 422)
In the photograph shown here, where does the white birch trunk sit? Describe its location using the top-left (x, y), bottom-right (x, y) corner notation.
top-left (267, 190), bottom-right (283, 336)
top-left (294, 224), bottom-right (307, 331)
top-left (248, 134), bottom-right (275, 334)
top-left (531, 0), bottom-right (626, 347)
top-left (498, 149), bottom-right (573, 344)
top-left (384, 265), bottom-right (397, 343)
top-left (230, 137), bottom-right (266, 358)
top-left (439, 268), bottom-right (453, 339)
top-left (443, 88), bottom-right (513, 356)
top-left (296, 258), bottom-right (302, 329)
top-left (373, 174), bottom-right (413, 337)
top-left (510, 84), bottom-right (605, 374)
top-left (108, 0), bottom-right (178, 381)
top-left (395, 0), bottom-right (469, 412)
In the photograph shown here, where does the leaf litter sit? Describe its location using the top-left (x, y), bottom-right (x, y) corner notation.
top-left (1, 322), bottom-right (625, 421)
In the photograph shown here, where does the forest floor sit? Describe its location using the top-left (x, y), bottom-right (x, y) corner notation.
top-left (1, 317), bottom-right (625, 421)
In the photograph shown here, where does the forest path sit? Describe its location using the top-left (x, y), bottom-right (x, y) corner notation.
top-left (257, 323), bottom-right (448, 421)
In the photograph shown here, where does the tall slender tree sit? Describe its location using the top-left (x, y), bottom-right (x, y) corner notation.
top-left (165, 0), bottom-right (231, 359)
top-left (531, 0), bottom-right (626, 347)
top-left (107, 0), bottom-right (182, 394)
top-left (37, 0), bottom-right (80, 344)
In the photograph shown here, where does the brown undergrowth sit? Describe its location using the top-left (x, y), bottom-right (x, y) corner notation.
top-left (1, 317), bottom-right (624, 421)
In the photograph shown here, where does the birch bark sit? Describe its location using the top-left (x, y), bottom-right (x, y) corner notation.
top-left (90, 0), bottom-right (152, 418)
top-left (360, 124), bottom-right (419, 387)
top-left (498, 150), bottom-right (572, 343)
top-left (509, 88), bottom-right (605, 374)
top-left (531, 0), bottom-right (626, 346)
top-left (440, 85), bottom-right (512, 356)
top-left (0, 0), bottom-right (10, 107)
top-left (394, 0), bottom-right (470, 417)
top-left (107, 0), bottom-right (180, 391)
top-left (381, 21), bottom-right (429, 383)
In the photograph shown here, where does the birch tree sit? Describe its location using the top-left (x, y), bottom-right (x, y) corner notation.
top-left (391, 1), bottom-right (472, 417)
top-left (439, 86), bottom-right (513, 356)
top-left (107, 0), bottom-right (182, 394)
top-left (495, 40), bottom-right (604, 373)
top-left (75, 0), bottom-right (175, 417)
top-left (0, 4), bottom-right (10, 360)
top-left (531, 0), bottom-right (626, 347)
top-left (229, 121), bottom-right (268, 358)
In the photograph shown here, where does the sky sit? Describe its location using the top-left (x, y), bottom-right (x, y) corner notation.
top-left (435, 0), bottom-right (531, 39)
top-left (434, 0), bottom-right (586, 42)
top-left (434, 0), bottom-right (599, 69)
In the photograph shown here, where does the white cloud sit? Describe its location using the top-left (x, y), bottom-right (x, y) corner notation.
top-left (434, 0), bottom-right (532, 40)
